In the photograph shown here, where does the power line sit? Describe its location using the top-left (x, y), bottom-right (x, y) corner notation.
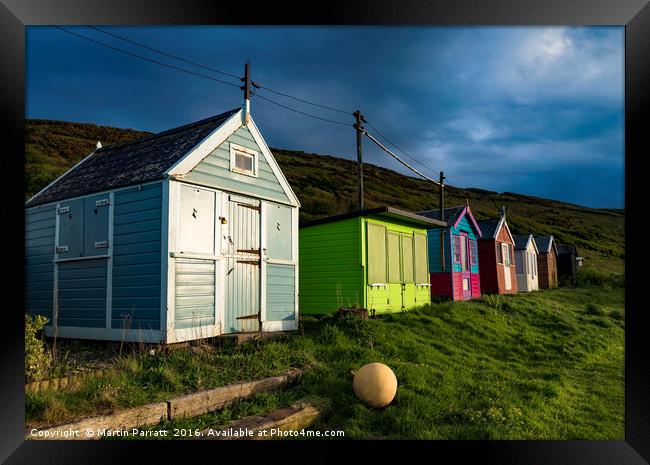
top-left (254, 93), bottom-right (352, 127)
top-left (53, 25), bottom-right (445, 181)
top-left (365, 121), bottom-right (440, 177)
top-left (90, 25), bottom-right (351, 116)
top-left (88, 26), bottom-right (241, 81)
top-left (52, 26), bottom-right (241, 89)
top-left (363, 129), bottom-right (440, 185)
top-left (255, 84), bottom-right (352, 115)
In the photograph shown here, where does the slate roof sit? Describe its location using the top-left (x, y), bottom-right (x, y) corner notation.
top-left (300, 206), bottom-right (447, 229)
top-left (557, 244), bottom-right (578, 255)
top-left (26, 108), bottom-right (240, 207)
top-left (535, 236), bottom-right (555, 253)
top-left (417, 206), bottom-right (466, 226)
top-left (513, 234), bottom-right (533, 250)
top-left (476, 217), bottom-right (502, 239)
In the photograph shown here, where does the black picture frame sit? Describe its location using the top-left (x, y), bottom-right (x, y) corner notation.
top-left (2, 0), bottom-right (648, 463)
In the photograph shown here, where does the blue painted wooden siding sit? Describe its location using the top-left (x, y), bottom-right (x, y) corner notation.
top-left (427, 228), bottom-right (453, 272)
top-left (184, 126), bottom-right (290, 204)
top-left (265, 203), bottom-right (292, 260)
top-left (426, 228), bottom-right (452, 272)
top-left (449, 217), bottom-right (480, 273)
top-left (25, 205), bottom-right (56, 321)
top-left (111, 183), bottom-right (162, 330)
top-left (56, 194), bottom-right (110, 260)
top-left (174, 258), bottom-right (215, 329)
top-left (58, 258), bottom-right (107, 327)
top-left (266, 264), bottom-right (295, 321)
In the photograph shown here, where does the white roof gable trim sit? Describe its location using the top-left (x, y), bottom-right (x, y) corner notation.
top-left (246, 116), bottom-right (300, 208)
top-left (165, 109), bottom-right (244, 176)
top-left (499, 217), bottom-right (515, 244)
top-left (165, 110), bottom-right (300, 208)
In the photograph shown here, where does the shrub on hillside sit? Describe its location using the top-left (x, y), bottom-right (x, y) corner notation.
top-left (576, 268), bottom-right (625, 288)
top-left (25, 314), bottom-right (52, 382)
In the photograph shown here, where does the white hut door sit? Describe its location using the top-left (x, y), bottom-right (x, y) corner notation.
top-left (502, 243), bottom-right (512, 291)
top-left (223, 195), bottom-right (261, 333)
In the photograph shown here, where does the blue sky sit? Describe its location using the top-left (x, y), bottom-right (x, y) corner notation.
top-left (26, 26), bottom-right (624, 208)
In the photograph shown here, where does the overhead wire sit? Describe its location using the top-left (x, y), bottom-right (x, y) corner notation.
top-left (253, 93), bottom-right (352, 127)
top-left (363, 130), bottom-right (441, 185)
top-left (89, 26), bottom-right (352, 117)
top-left (52, 26), bottom-right (241, 89)
top-left (87, 26), bottom-right (241, 80)
top-left (254, 84), bottom-right (352, 115)
top-left (365, 121), bottom-right (440, 177)
top-left (52, 25), bottom-right (442, 178)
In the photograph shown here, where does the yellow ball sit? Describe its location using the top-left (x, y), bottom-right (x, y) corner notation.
top-left (352, 362), bottom-right (397, 408)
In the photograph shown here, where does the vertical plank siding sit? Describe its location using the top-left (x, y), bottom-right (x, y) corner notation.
top-left (478, 222), bottom-right (518, 295)
top-left (427, 212), bottom-right (482, 301)
top-left (537, 251), bottom-right (558, 289)
top-left (477, 240), bottom-right (499, 293)
top-left (429, 272), bottom-right (452, 299)
top-left (365, 217), bottom-right (431, 313)
top-left (25, 205), bottom-right (57, 321)
top-left (111, 183), bottom-right (163, 330)
top-left (223, 196), bottom-right (261, 333)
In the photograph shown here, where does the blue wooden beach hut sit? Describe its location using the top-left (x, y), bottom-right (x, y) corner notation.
top-left (25, 105), bottom-right (300, 343)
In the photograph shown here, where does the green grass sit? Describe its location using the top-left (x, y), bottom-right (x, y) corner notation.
top-left (27, 286), bottom-right (624, 439)
top-left (289, 286), bottom-right (624, 439)
top-left (25, 337), bottom-right (314, 428)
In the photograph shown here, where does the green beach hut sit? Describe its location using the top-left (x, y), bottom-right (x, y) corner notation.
top-left (299, 207), bottom-right (446, 315)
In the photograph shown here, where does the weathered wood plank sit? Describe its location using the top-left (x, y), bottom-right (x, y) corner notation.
top-left (198, 401), bottom-right (321, 440)
top-left (168, 368), bottom-right (302, 419)
top-left (29, 402), bottom-right (168, 440)
top-left (26, 365), bottom-right (314, 440)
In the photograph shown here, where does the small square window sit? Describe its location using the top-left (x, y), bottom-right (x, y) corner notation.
top-left (235, 151), bottom-right (254, 172)
top-left (230, 143), bottom-right (258, 177)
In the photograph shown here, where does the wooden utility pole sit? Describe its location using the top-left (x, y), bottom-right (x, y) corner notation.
top-left (241, 61), bottom-right (251, 123)
top-left (439, 171), bottom-right (446, 272)
top-left (353, 110), bottom-right (366, 211)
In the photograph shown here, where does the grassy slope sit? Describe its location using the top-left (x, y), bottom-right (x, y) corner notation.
top-left (27, 287), bottom-right (624, 439)
top-left (25, 119), bottom-right (624, 274)
top-left (25, 119), bottom-right (151, 199)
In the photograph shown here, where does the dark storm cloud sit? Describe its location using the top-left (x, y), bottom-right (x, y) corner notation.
top-left (26, 26), bottom-right (623, 208)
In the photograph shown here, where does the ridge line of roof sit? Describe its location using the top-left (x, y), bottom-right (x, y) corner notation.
top-left (95, 108), bottom-right (240, 153)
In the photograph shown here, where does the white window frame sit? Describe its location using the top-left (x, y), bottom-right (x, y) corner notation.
top-left (502, 243), bottom-right (510, 266)
top-left (229, 143), bottom-right (259, 177)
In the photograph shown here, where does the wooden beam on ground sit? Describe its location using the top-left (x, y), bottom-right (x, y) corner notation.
top-left (27, 364), bottom-right (313, 440)
top-left (29, 401), bottom-right (169, 440)
top-left (198, 401), bottom-right (321, 440)
top-left (168, 368), bottom-right (303, 420)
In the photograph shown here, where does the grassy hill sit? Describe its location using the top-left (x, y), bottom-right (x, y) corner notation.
top-left (25, 119), bottom-right (624, 274)
top-left (27, 287), bottom-right (624, 439)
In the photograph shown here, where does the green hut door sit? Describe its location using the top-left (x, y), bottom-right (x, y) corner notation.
top-left (223, 195), bottom-right (261, 333)
top-left (400, 235), bottom-right (416, 308)
top-left (367, 223), bottom-right (422, 312)
top-left (387, 232), bottom-right (403, 310)
top-left (386, 232), bottom-right (415, 310)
